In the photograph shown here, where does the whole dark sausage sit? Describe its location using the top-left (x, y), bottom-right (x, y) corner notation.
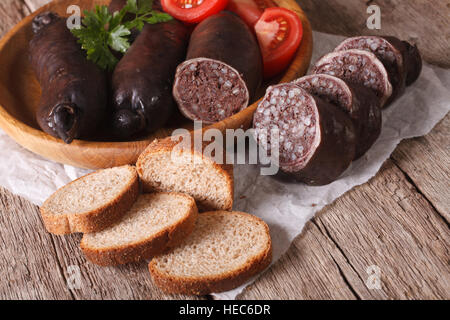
top-left (253, 83), bottom-right (356, 186)
top-left (30, 12), bottom-right (107, 144)
top-left (108, 0), bottom-right (127, 14)
top-left (312, 49), bottom-right (393, 108)
top-left (173, 11), bottom-right (262, 124)
top-left (111, 20), bottom-right (189, 138)
top-left (294, 74), bottom-right (381, 159)
top-left (109, 0), bottom-right (163, 13)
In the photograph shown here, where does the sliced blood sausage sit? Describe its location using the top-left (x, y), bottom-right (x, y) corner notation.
top-left (334, 36), bottom-right (421, 86)
top-left (173, 11), bottom-right (262, 124)
top-left (333, 36), bottom-right (423, 99)
top-left (30, 12), bottom-right (107, 144)
top-left (334, 36), bottom-right (406, 104)
top-left (253, 83), bottom-right (356, 186)
top-left (111, 20), bottom-right (189, 138)
top-left (294, 74), bottom-right (381, 159)
top-left (313, 49), bottom-right (393, 108)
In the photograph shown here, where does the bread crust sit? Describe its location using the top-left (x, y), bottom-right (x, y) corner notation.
top-left (40, 166), bottom-right (139, 235)
top-left (136, 135), bottom-right (234, 211)
top-left (80, 192), bottom-right (198, 266)
top-left (148, 211), bottom-right (272, 295)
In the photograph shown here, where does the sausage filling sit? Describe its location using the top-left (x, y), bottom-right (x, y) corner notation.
top-left (336, 37), bottom-right (402, 70)
top-left (334, 36), bottom-right (404, 93)
top-left (313, 50), bottom-right (392, 103)
top-left (174, 58), bottom-right (249, 123)
top-left (294, 74), bottom-right (353, 113)
top-left (253, 84), bottom-right (318, 167)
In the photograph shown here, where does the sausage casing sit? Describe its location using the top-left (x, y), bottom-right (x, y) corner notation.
top-left (30, 12), bottom-right (108, 143)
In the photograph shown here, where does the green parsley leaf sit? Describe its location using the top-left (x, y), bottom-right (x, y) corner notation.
top-left (108, 25), bottom-right (131, 53)
top-left (144, 12), bottom-right (173, 24)
top-left (71, 0), bottom-right (172, 71)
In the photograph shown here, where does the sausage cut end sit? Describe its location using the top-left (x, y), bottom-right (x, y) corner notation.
top-left (313, 49), bottom-right (393, 107)
top-left (173, 58), bottom-right (250, 124)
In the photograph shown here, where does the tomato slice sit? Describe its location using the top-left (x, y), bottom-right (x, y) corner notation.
top-left (255, 7), bottom-right (303, 79)
top-left (227, 0), bottom-right (276, 27)
top-left (161, 0), bottom-right (229, 24)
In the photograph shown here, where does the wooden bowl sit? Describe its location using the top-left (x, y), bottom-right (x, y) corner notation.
top-left (0, 0), bottom-right (313, 169)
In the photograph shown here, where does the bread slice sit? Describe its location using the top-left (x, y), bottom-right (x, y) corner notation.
top-left (136, 136), bottom-right (234, 211)
top-left (149, 211), bottom-right (272, 295)
top-left (80, 192), bottom-right (198, 266)
top-left (40, 165), bottom-right (139, 235)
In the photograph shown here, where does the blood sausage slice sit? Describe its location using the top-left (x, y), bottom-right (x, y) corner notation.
top-left (294, 74), bottom-right (381, 159)
top-left (173, 12), bottom-right (262, 124)
top-left (253, 83), bottom-right (356, 186)
top-left (313, 49), bottom-right (393, 107)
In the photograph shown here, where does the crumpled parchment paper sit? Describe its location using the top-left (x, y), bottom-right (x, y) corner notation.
top-left (0, 31), bottom-right (448, 300)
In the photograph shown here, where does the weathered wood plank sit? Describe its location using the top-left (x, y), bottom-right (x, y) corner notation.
top-left (0, 1), bottom-right (30, 37)
top-left (0, 187), bottom-right (74, 299)
top-left (0, 186), bottom-right (203, 300)
top-left (237, 221), bottom-right (360, 299)
top-left (50, 233), bottom-right (204, 300)
top-left (299, 0), bottom-right (450, 67)
top-left (240, 160), bottom-right (450, 299)
top-left (391, 116), bottom-right (450, 223)
top-left (23, 0), bottom-right (50, 12)
top-left (314, 160), bottom-right (449, 299)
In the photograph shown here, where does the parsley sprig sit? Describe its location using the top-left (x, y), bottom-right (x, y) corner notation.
top-left (71, 0), bottom-right (172, 71)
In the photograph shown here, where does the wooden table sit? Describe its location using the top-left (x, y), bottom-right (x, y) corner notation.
top-left (0, 0), bottom-right (448, 300)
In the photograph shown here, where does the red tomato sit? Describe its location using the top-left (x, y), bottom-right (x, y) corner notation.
top-left (227, 0), bottom-right (276, 27)
top-left (161, 0), bottom-right (229, 24)
top-left (255, 7), bottom-right (303, 79)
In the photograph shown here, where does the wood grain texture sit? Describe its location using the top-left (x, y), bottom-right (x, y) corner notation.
top-left (237, 221), bottom-right (360, 300)
top-left (0, 186), bottom-right (203, 300)
top-left (0, 0), bottom-right (448, 300)
top-left (23, 0), bottom-right (49, 11)
top-left (391, 116), bottom-right (450, 223)
top-left (299, 0), bottom-right (450, 68)
top-left (0, 1), bottom-right (30, 36)
top-left (0, 187), bottom-right (73, 299)
top-left (239, 161), bottom-right (450, 299)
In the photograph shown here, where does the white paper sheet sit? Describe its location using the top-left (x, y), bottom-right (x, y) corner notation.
top-left (0, 32), bottom-right (448, 300)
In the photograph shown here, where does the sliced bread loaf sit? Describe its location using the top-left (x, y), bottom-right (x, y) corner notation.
top-left (40, 165), bottom-right (139, 235)
top-left (80, 192), bottom-right (198, 266)
top-left (149, 211), bottom-right (272, 295)
top-left (136, 136), bottom-right (234, 211)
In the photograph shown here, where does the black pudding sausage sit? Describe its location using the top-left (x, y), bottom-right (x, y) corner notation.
top-left (109, 0), bottom-right (163, 12)
top-left (294, 74), bottom-right (381, 159)
top-left (312, 49), bottom-right (393, 108)
top-left (30, 12), bottom-right (108, 144)
top-left (111, 20), bottom-right (189, 138)
top-left (253, 83), bottom-right (356, 186)
top-left (173, 11), bottom-right (263, 124)
top-left (333, 36), bottom-right (422, 102)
